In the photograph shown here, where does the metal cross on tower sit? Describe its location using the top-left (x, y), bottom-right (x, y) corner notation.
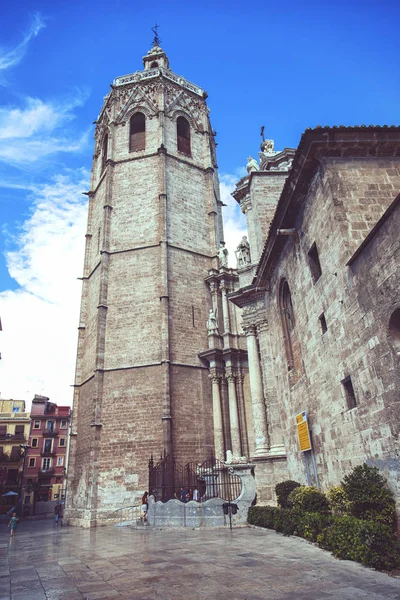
top-left (152, 24), bottom-right (161, 47)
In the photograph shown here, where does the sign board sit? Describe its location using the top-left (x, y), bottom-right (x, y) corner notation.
top-left (296, 411), bottom-right (312, 452)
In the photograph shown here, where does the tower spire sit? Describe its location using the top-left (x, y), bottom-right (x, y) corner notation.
top-left (151, 24), bottom-right (161, 47)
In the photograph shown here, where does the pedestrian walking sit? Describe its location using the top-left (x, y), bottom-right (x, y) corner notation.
top-left (8, 512), bottom-right (19, 538)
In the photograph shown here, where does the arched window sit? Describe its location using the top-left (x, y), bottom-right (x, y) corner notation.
top-left (279, 279), bottom-right (295, 370)
top-left (101, 133), bottom-right (108, 172)
top-left (389, 308), bottom-right (400, 357)
top-left (130, 112), bottom-right (146, 151)
top-left (177, 116), bottom-right (191, 155)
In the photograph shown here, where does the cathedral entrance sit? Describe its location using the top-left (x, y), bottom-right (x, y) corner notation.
top-left (148, 454), bottom-right (242, 503)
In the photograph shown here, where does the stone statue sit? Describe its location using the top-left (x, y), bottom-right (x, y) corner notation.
top-left (207, 308), bottom-right (218, 334)
top-left (235, 235), bottom-right (251, 268)
top-left (261, 139), bottom-right (275, 155)
top-left (218, 241), bottom-right (228, 267)
top-left (246, 156), bottom-right (259, 174)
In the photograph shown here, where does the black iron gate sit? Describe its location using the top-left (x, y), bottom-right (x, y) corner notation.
top-left (148, 454), bottom-right (242, 503)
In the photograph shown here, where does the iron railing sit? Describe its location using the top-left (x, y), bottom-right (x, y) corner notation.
top-left (111, 504), bottom-right (143, 527)
top-left (149, 454), bottom-right (242, 503)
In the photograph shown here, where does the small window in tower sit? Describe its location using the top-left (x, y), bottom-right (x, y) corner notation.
top-left (319, 313), bottom-right (327, 335)
top-left (308, 242), bottom-right (322, 283)
top-left (342, 375), bottom-right (357, 409)
top-left (177, 116), bottom-right (191, 156)
top-left (130, 112), bottom-right (146, 151)
top-left (101, 133), bottom-right (108, 172)
top-left (150, 61), bottom-right (158, 68)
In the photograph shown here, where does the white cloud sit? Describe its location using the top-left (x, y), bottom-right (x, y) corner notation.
top-left (219, 171), bottom-right (248, 267)
top-left (0, 170), bottom-right (89, 406)
top-left (0, 13), bottom-right (45, 78)
top-left (0, 93), bottom-right (90, 167)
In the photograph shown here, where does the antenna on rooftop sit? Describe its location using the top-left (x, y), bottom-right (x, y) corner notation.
top-left (152, 24), bottom-right (161, 47)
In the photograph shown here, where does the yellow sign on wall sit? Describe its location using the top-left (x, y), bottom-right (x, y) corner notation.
top-left (296, 411), bottom-right (312, 452)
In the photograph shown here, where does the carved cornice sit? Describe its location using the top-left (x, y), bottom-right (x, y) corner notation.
top-left (228, 285), bottom-right (266, 310)
top-left (113, 67), bottom-right (204, 98)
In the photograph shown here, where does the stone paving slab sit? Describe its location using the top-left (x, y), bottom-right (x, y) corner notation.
top-left (0, 521), bottom-right (400, 599)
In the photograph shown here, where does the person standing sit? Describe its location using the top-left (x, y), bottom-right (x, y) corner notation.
top-left (179, 487), bottom-right (188, 503)
top-left (8, 513), bottom-right (19, 538)
top-left (193, 487), bottom-right (200, 502)
top-left (58, 504), bottom-right (64, 527)
top-left (141, 492), bottom-right (149, 522)
top-left (54, 504), bottom-right (60, 526)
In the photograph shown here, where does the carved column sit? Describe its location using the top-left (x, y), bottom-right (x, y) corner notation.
top-left (236, 374), bottom-right (250, 458)
top-left (220, 281), bottom-right (231, 334)
top-left (210, 374), bottom-right (224, 461)
top-left (227, 374), bottom-right (241, 457)
top-left (244, 324), bottom-right (269, 456)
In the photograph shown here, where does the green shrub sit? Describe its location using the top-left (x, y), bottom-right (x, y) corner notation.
top-left (295, 512), bottom-right (334, 542)
top-left (326, 485), bottom-right (349, 515)
top-left (247, 505), bottom-right (277, 529)
top-left (288, 486), bottom-right (329, 514)
top-left (275, 480), bottom-right (301, 509)
top-left (341, 464), bottom-right (396, 530)
top-left (317, 515), bottom-right (398, 571)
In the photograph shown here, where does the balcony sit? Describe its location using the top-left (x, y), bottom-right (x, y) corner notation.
top-left (40, 451), bottom-right (55, 458)
top-left (0, 433), bottom-right (26, 442)
top-left (42, 429), bottom-right (58, 437)
top-left (38, 468), bottom-right (55, 477)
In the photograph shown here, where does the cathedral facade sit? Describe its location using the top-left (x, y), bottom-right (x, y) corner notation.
top-left (230, 127), bottom-right (400, 509)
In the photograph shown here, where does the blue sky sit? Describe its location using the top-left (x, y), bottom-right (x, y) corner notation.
top-left (0, 0), bottom-right (399, 404)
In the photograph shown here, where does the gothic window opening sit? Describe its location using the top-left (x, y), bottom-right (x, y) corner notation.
top-left (101, 133), bottom-right (108, 172)
top-left (308, 242), bottom-right (322, 283)
top-left (342, 375), bottom-right (357, 409)
top-left (150, 61), bottom-right (158, 68)
top-left (319, 313), bottom-right (328, 334)
top-left (130, 112), bottom-right (146, 151)
top-left (177, 116), bottom-right (191, 155)
top-left (389, 308), bottom-right (400, 356)
top-left (279, 279), bottom-right (295, 370)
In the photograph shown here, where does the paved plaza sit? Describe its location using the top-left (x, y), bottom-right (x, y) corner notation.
top-left (0, 520), bottom-right (400, 600)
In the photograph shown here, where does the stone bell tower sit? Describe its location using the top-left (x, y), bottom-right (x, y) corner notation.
top-left (67, 40), bottom-right (225, 526)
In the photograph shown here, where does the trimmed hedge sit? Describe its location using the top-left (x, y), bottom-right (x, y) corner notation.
top-left (247, 506), bottom-right (399, 570)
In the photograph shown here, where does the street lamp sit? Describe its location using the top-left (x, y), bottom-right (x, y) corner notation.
top-left (18, 444), bottom-right (31, 514)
